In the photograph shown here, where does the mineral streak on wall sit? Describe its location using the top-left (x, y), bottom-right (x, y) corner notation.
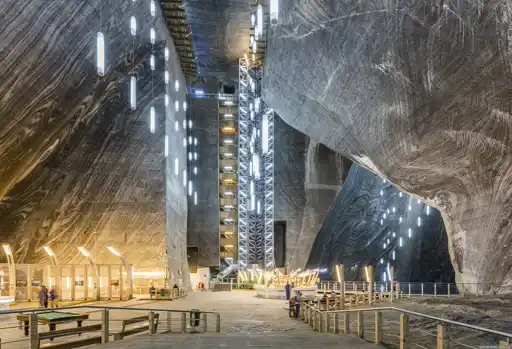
top-left (0, 0), bottom-right (188, 280)
top-left (307, 164), bottom-right (455, 284)
top-left (263, 1), bottom-right (512, 293)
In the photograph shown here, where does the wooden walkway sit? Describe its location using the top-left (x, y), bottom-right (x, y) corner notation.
top-left (89, 332), bottom-right (385, 348)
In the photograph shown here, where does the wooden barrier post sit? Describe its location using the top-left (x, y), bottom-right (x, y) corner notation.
top-left (357, 311), bottom-right (364, 338)
top-left (181, 312), bottom-right (186, 333)
top-left (324, 312), bottom-right (328, 333)
top-left (166, 312), bottom-right (172, 332)
top-left (375, 311), bottom-right (382, 344)
top-left (368, 266), bottom-right (374, 306)
top-left (421, 283), bottom-right (424, 296)
top-left (408, 283), bottom-right (411, 298)
top-left (29, 313), bottom-right (38, 349)
top-left (216, 313), bottom-right (221, 333)
top-left (400, 314), bottom-right (409, 349)
top-left (437, 324), bottom-right (449, 349)
top-left (201, 313), bottom-right (207, 332)
top-left (101, 309), bottom-right (110, 344)
top-left (149, 311), bottom-right (156, 334)
top-left (434, 283), bottom-right (437, 297)
top-left (333, 313), bottom-right (339, 333)
top-left (448, 284), bottom-right (451, 296)
top-left (343, 313), bottom-right (349, 335)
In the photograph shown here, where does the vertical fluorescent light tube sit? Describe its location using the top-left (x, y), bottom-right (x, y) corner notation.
top-left (250, 194), bottom-right (256, 211)
top-left (194, 191), bottom-right (197, 205)
top-left (130, 16), bottom-right (137, 36)
top-left (188, 119), bottom-right (192, 128)
top-left (174, 158), bottom-right (179, 175)
top-left (257, 200), bottom-right (261, 215)
top-left (253, 153), bottom-right (260, 179)
top-left (252, 41), bottom-right (257, 54)
top-left (188, 181), bottom-right (193, 196)
top-left (257, 5), bottom-right (263, 37)
top-left (183, 101), bottom-right (188, 112)
top-left (262, 113), bottom-right (269, 153)
top-left (270, 0), bottom-right (279, 25)
top-left (174, 80), bottom-right (179, 92)
top-left (251, 14), bottom-right (255, 27)
top-left (164, 47), bottom-right (169, 61)
top-left (164, 135), bottom-right (169, 157)
top-left (250, 180), bottom-right (254, 195)
top-left (150, 0), bottom-right (156, 16)
top-left (130, 76), bottom-right (136, 110)
top-left (426, 205), bottom-right (430, 215)
top-left (399, 237), bottom-right (403, 247)
top-left (417, 217), bottom-right (422, 227)
top-left (150, 28), bottom-right (156, 44)
top-left (164, 71), bottom-right (169, 84)
top-left (150, 107), bottom-right (156, 133)
top-left (175, 101), bottom-right (180, 112)
top-left (193, 166), bottom-right (197, 175)
top-left (175, 120), bottom-right (179, 131)
top-left (182, 169), bottom-right (187, 187)
top-left (164, 94), bottom-right (169, 107)
top-left (150, 54), bottom-right (155, 70)
top-left (97, 32), bottom-right (105, 76)
top-left (408, 228), bottom-right (412, 238)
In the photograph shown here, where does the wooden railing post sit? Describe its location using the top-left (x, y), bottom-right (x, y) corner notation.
top-left (29, 313), bottom-right (38, 349)
top-left (375, 311), bottom-right (382, 344)
top-left (148, 311), bottom-right (156, 334)
top-left (343, 313), bottom-right (349, 335)
top-left (421, 283), bottom-right (424, 296)
top-left (333, 313), bottom-right (339, 333)
top-left (357, 311), bottom-right (364, 338)
top-left (101, 309), bottom-right (109, 344)
top-left (437, 324), bottom-right (449, 349)
top-left (434, 283), bottom-right (437, 297)
top-left (448, 284), bottom-right (451, 297)
top-left (201, 313), bottom-right (207, 332)
top-left (400, 314), bottom-right (409, 349)
top-left (181, 312), bottom-right (187, 333)
top-left (216, 313), bottom-right (221, 333)
top-left (166, 312), bottom-right (172, 332)
top-left (408, 283), bottom-right (411, 298)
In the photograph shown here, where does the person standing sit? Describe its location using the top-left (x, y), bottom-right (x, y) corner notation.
top-left (294, 291), bottom-right (302, 318)
top-left (284, 281), bottom-right (291, 300)
top-left (49, 287), bottom-right (56, 308)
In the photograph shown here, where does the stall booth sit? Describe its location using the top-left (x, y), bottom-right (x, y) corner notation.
top-left (0, 263), bottom-right (132, 302)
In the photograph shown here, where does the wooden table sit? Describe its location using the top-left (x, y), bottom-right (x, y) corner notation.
top-left (17, 311), bottom-right (89, 338)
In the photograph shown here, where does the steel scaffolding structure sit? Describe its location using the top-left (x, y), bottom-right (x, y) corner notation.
top-left (237, 56), bottom-right (251, 269)
top-left (237, 55), bottom-right (274, 270)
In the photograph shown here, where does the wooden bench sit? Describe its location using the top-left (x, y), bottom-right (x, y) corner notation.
top-left (39, 324), bottom-right (102, 349)
top-left (114, 314), bottom-right (160, 341)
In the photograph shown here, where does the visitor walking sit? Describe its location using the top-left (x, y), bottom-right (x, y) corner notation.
top-left (39, 286), bottom-right (49, 308)
top-left (294, 291), bottom-right (301, 318)
top-left (49, 287), bottom-right (56, 308)
top-left (284, 281), bottom-right (291, 300)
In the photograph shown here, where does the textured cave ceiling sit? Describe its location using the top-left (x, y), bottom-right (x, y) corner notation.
top-left (183, 0), bottom-right (253, 80)
top-left (262, 0), bottom-right (512, 292)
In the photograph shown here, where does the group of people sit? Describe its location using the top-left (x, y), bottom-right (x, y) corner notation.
top-left (39, 286), bottom-right (56, 308)
top-left (284, 282), bottom-right (302, 318)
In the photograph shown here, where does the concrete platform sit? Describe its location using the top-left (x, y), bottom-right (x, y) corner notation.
top-left (92, 332), bottom-right (385, 348)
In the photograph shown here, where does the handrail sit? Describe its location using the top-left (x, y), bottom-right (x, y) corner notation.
top-left (0, 305), bottom-right (220, 316)
top-left (304, 303), bottom-right (512, 339)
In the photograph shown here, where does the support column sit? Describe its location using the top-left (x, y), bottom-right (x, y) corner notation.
top-left (357, 311), bottom-right (364, 338)
top-left (375, 311), bottom-right (382, 344)
top-left (367, 266), bottom-right (373, 306)
top-left (27, 265), bottom-right (32, 302)
top-left (339, 264), bottom-right (345, 310)
top-left (101, 309), bottom-right (109, 344)
top-left (107, 266), bottom-right (112, 300)
top-left (343, 313), bottom-right (349, 335)
top-left (71, 265), bottom-right (76, 301)
top-left (83, 267), bottom-right (88, 300)
top-left (29, 313), bottom-right (38, 349)
top-left (119, 265), bottom-right (124, 300)
top-left (389, 267), bottom-right (394, 303)
top-left (400, 314), bottom-right (409, 349)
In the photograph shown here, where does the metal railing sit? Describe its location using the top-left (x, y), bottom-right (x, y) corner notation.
top-left (301, 303), bottom-right (512, 348)
top-left (318, 281), bottom-right (503, 296)
top-left (133, 287), bottom-right (187, 300)
top-left (0, 305), bottom-right (220, 349)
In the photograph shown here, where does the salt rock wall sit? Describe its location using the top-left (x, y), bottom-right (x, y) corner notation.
top-left (0, 0), bottom-right (188, 277)
top-left (263, 0), bottom-right (512, 293)
top-left (274, 115), bottom-right (350, 269)
top-left (307, 164), bottom-right (455, 284)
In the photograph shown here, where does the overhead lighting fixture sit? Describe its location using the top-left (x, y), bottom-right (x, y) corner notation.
top-left (188, 136), bottom-right (192, 145)
top-left (270, 0), bottom-right (279, 25)
top-left (130, 16), bottom-right (137, 36)
top-left (257, 5), bottom-right (263, 38)
top-left (194, 137), bottom-right (198, 146)
top-left (165, 71), bottom-right (169, 84)
top-left (194, 191), bottom-right (197, 205)
top-left (175, 100), bottom-right (179, 112)
top-left (78, 247), bottom-right (90, 257)
top-left (150, 0), bottom-right (156, 16)
top-left (193, 166), bottom-right (197, 175)
top-left (107, 246), bottom-right (121, 257)
top-left (188, 152), bottom-right (192, 161)
top-left (183, 137), bottom-right (186, 147)
top-left (194, 152), bottom-right (197, 160)
top-left (164, 135), bottom-right (169, 157)
top-left (426, 206), bottom-right (430, 215)
top-left (408, 228), bottom-right (412, 238)
top-left (43, 246), bottom-right (54, 257)
top-left (224, 113), bottom-right (233, 118)
top-left (96, 32), bottom-right (105, 76)
top-left (150, 54), bottom-right (155, 70)
top-left (224, 153), bottom-right (233, 157)
top-left (150, 28), bottom-right (156, 44)
top-left (252, 40), bottom-right (257, 53)
top-left (164, 47), bottom-right (169, 61)
top-left (130, 76), bottom-right (136, 110)
top-left (224, 139), bottom-right (234, 144)
top-left (150, 107), bottom-right (156, 133)
top-left (174, 157), bottom-right (179, 175)
top-left (251, 14), bottom-right (255, 27)
top-left (188, 180), bottom-right (193, 196)
top-left (175, 120), bottom-right (179, 131)
top-left (183, 101), bottom-right (188, 112)
top-left (164, 94), bottom-right (169, 107)
top-left (188, 119), bottom-right (192, 128)
top-left (175, 80), bottom-right (179, 92)
top-left (182, 169), bottom-right (187, 187)
top-left (195, 89), bottom-right (204, 95)
top-left (224, 101), bottom-right (233, 106)
top-left (417, 217), bottom-right (422, 227)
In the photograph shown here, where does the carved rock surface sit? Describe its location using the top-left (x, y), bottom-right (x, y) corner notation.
top-left (263, 0), bottom-right (512, 292)
top-left (0, 0), bottom-right (188, 280)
